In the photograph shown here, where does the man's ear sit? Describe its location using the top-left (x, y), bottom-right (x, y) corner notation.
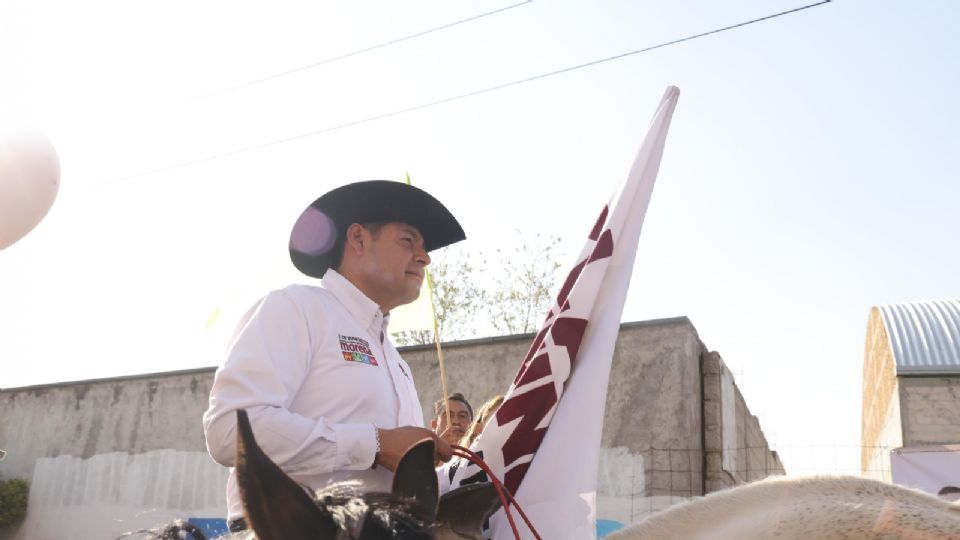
top-left (431, 418), bottom-right (438, 430)
top-left (344, 223), bottom-right (366, 255)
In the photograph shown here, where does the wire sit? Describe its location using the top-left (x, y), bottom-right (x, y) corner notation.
top-left (105, 0), bottom-right (832, 184)
top-left (192, 1), bottom-right (533, 100)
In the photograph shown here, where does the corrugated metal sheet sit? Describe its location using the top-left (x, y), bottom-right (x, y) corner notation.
top-left (878, 297), bottom-right (960, 374)
top-left (22, 449), bottom-right (229, 539)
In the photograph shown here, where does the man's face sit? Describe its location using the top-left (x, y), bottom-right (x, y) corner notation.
top-left (435, 400), bottom-right (472, 445)
top-left (356, 222), bottom-right (430, 312)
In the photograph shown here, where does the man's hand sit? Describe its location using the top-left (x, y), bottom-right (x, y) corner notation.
top-left (375, 426), bottom-right (454, 471)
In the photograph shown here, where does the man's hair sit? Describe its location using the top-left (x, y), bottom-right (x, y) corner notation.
top-left (473, 395), bottom-right (504, 428)
top-left (434, 393), bottom-right (473, 419)
top-left (461, 394), bottom-right (505, 448)
top-left (330, 222), bottom-right (388, 273)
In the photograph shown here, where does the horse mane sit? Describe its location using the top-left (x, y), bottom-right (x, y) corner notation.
top-left (116, 519), bottom-right (208, 540)
top-left (311, 482), bottom-right (432, 539)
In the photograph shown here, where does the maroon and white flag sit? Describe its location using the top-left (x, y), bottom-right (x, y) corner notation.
top-left (444, 87), bottom-right (680, 539)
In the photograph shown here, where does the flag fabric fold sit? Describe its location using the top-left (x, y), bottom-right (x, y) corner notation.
top-left (444, 86), bottom-right (680, 539)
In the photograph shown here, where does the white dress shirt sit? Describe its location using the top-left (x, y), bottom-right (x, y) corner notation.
top-left (202, 270), bottom-right (424, 521)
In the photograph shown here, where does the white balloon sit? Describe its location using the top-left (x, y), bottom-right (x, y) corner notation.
top-left (0, 129), bottom-right (61, 250)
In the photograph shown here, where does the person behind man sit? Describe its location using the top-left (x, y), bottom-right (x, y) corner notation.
top-left (435, 393), bottom-right (501, 493)
top-left (462, 394), bottom-right (504, 448)
top-left (431, 393), bottom-right (473, 447)
top-left (202, 180), bottom-right (466, 531)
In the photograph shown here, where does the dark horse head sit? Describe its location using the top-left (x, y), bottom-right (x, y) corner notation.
top-left (234, 410), bottom-right (500, 540)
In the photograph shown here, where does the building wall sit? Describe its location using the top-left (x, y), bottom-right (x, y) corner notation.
top-left (0, 369), bottom-right (219, 540)
top-left (701, 352), bottom-right (783, 493)
top-left (0, 369), bottom-right (214, 483)
top-left (0, 318), bottom-right (778, 538)
top-left (900, 377), bottom-right (960, 446)
top-left (862, 383), bottom-right (902, 482)
top-left (10, 450), bottom-right (229, 540)
top-left (861, 307), bottom-right (900, 476)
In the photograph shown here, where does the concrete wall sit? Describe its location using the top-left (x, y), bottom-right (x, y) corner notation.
top-left (0, 369), bottom-right (220, 540)
top-left (900, 377), bottom-right (960, 446)
top-left (0, 318), bottom-right (779, 538)
top-left (11, 450), bottom-right (228, 540)
top-left (702, 352), bottom-right (783, 493)
top-left (598, 318), bottom-right (707, 522)
top-left (1, 369), bottom-right (214, 482)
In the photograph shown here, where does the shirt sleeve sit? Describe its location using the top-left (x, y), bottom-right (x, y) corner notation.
top-left (202, 289), bottom-right (377, 474)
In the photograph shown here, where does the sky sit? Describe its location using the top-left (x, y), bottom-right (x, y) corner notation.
top-left (1, 0), bottom-right (958, 476)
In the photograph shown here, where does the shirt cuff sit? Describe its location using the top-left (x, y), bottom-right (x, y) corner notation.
top-left (333, 423), bottom-right (377, 470)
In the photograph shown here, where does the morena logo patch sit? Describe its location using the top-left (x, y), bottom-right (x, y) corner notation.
top-left (339, 334), bottom-right (378, 366)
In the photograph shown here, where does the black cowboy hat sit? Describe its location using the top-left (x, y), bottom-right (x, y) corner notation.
top-left (289, 180), bottom-right (466, 278)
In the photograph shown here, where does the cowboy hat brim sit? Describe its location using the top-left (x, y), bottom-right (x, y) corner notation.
top-left (289, 180), bottom-right (466, 278)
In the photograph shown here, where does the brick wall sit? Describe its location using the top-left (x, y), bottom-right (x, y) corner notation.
top-left (900, 377), bottom-right (960, 446)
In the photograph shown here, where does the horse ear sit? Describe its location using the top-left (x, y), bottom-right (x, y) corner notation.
top-left (235, 409), bottom-right (339, 540)
top-left (436, 483), bottom-right (502, 539)
top-left (391, 439), bottom-right (439, 522)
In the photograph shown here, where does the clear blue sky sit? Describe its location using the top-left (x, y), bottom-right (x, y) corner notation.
top-left (2, 0), bottom-right (957, 475)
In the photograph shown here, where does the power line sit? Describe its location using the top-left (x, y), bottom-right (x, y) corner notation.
top-left (106, 0), bottom-right (832, 185)
top-left (193, 1), bottom-right (533, 100)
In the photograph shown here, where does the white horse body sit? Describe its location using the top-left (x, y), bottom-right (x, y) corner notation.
top-left (608, 475), bottom-right (960, 540)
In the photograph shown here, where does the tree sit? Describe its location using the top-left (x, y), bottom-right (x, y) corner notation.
top-left (392, 249), bottom-right (487, 346)
top-left (392, 233), bottom-right (563, 345)
top-left (488, 232), bottom-right (563, 335)
top-left (0, 477), bottom-right (28, 527)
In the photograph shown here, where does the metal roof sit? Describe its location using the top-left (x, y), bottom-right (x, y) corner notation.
top-left (878, 297), bottom-right (960, 375)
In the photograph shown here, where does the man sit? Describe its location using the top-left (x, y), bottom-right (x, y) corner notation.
top-left (431, 393), bottom-right (473, 446)
top-left (462, 394), bottom-right (503, 448)
top-left (202, 180), bottom-right (465, 531)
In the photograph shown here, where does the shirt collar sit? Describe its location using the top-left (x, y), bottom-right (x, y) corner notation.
top-left (321, 269), bottom-right (390, 336)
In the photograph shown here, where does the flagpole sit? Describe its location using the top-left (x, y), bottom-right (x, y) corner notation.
top-left (426, 269), bottom-right (453, 436)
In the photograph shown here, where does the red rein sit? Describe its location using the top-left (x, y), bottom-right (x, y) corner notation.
top-left (450, 445), bottom-right (542, 540)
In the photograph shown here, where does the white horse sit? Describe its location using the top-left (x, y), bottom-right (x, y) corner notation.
top-left (608, 475), bottom-right (960, 540)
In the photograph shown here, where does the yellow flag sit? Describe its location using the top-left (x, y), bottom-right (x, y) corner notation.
top-left (389, 279), bottom-right (434, 332)
top-left (390, 171), bottom-right (439, 334)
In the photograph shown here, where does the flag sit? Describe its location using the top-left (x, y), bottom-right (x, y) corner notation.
top-left (446, 86), bottom-right (680, 539)
top-left (388, 278), bottom-right (434, 334)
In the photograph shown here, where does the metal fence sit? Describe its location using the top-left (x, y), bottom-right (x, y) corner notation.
top-left (598, 444), bottom-right (898, 523)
